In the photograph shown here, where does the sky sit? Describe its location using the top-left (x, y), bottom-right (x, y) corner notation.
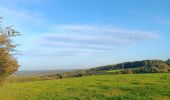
top-left (0, 0), bottom-right (170, 70)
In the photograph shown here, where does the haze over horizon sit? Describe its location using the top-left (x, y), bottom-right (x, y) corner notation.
top-left (0, 0), bottom-right (170, 71)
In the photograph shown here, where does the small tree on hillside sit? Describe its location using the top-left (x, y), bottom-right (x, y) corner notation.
top-left (0, 17), bottom-right (20, 84)
top-left (159, 64), bottom-right (169, 72)
top-left (166, 59), bottom-right (170, 66)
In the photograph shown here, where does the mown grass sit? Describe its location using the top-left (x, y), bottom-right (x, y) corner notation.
top-left (0, 73), bottom-right (170, 100)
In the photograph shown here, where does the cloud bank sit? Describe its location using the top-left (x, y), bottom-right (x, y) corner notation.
top-left (0, 1), bottom-right (160, 57)
top-left (32, 24), bottom-right (160, 57)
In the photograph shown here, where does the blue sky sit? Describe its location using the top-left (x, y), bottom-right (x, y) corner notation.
top-left (0, 0), bottom-right (170, 70)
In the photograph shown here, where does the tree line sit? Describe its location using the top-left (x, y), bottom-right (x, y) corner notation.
top-left (42, 59), bottom-right (170, 80)
top-left (91, 59), bottom-right (170, 74)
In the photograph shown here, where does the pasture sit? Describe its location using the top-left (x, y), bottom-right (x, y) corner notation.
top-left (0, 73), bottom-right (170, 100)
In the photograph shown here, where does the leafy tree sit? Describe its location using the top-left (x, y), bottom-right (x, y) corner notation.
top-left (159, 64), bottom-right (169, 72)
top-left (166, 59), bottom-right (170, 66)
top-left (0, 17), bottom-right (20, 84)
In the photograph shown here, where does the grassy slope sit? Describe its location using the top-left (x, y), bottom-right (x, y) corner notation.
top-left (0, 73), bottom-right (170, 100)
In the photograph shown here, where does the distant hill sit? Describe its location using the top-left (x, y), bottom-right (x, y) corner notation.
top-left (12, 59), bottom-right (170, 81)
top-left (12, 69), bottom-right (78, 77)
top-left (91, 59), bottom-right (170, 74)
top-left (7, 59), bottom-right (170, 83)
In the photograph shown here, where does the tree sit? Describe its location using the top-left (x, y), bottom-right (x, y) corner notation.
top-left (159, 64), bottom-right (169, 72)
top-left (166, 59), bottom-right (170, 66)
top-left (0, 17), bottom-right (20, 84)
top-left (127, 69), bottom-right (133, 74)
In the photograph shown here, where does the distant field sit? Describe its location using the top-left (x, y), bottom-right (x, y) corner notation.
top-left (0, 73), bottom-right (170, 100)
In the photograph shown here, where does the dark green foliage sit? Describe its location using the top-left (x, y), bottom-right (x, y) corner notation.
top-left (166, 59), bottom-right (170, 66)
top-left (40, 59), bottom-right (170, 80)
top-left (43, 59), bottom-right (170, 80)
top-left (44, 70), bottom-right (111, 80)
top-left (91, 60), bottom-right (170, 74)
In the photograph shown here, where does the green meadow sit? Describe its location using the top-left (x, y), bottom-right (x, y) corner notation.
top-left (0, 73), bottom-right (170, 100)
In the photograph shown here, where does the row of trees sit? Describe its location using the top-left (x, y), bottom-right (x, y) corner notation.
top-left (43, 70), bottom-right (111, 79)
top-left (121, 63), bottom-right (170, 74)
top-left (0, 18), bottom-right (20, 84)
top-left (44, 60), bottom-right (170, 80)
top-left (91, 60), bottom-right (170, 74)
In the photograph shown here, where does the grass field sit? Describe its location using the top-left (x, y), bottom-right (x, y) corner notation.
top-left (0, 73), bottom-right (170, 100)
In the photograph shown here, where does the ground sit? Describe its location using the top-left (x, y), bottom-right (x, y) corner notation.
top-left (0, 73), bottom-right (170, 100)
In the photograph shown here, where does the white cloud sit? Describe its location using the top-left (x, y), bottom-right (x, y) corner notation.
top-left (52, 24), bottom-right (159, 41)
top-left (42, 24), bottom-right (159, 46)
top-left (0, 1), bottom-right (160, 58)
top-left (29, 24), bottom-right (160, 57)
top-left (0, 6), bottom-right (46, 26)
